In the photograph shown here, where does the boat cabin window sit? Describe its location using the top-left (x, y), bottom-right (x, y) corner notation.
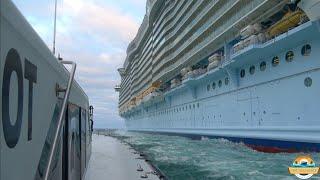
top-left (301, 44), bottom-right (311, 56)
top-left (218, 80), bottom-right (222, 87)
top-left (249, 66), bottom-right (255, 75)
top-left (272, 56), bottom-right (280, 67)
top-left (240, 69), bottom-right (245, 78)
top-left (285, 51), bottom-right (294, 62)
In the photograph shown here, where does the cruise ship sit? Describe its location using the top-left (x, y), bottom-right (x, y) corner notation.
top-left (116, 0), bottom-right (320, 153)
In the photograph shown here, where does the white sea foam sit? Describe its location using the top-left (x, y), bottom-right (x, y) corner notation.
top-left (111, 131), bottom-right (320, 180)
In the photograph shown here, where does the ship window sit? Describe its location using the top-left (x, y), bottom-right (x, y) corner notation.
top-left (260, 61), bottom-right (266, 71)
top-left (285, 51), bottom-right (294, 62)
top-left (240, 69), bottom-right (245, 78)
top-left (193, 104), bottom-right (195, 109)
top-left (207, 84), bottom-right (210, 91)
top-left (212, 82), bottom-right (216, 89)
top-left (225, 77), bottom-right (229, 85)
top-left (197, 103), bottom-right (199, 108)
top-left (301, 44), bottom-right (311, 56)
top-left (189, 105), bottom-right (191, 109)
top-left (249, 66), bottom-right (255, 75)
top-left (218, 80), bottom-right (222, 87)
top-left (272, 56), bottom-right (280, 67)
top-left (304, 77), bottom-right (312, 87)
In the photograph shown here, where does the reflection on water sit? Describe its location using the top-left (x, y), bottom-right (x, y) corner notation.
top-left (112, 130), bottom-right (320, 180)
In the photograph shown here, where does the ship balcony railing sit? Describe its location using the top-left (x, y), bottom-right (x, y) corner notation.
top-left (152, 0), bottom-right (208, 61)
top-left (155, 0), bottom-right (267, 81)
top-left (154, 0), bottom-right (237, 65)
top-left (152, 0), bottom-right (205, 63)
top-left (153, 0), bottom-right (242, 75)
top-left (168, 0), bottom-right (257, 69)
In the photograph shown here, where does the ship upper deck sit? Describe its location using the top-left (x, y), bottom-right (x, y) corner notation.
top-left (118, 0), bottom-right (289, 110)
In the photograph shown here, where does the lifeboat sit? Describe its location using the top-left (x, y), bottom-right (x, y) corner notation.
top-left (240, 24), bottom-right (255, 38)
top-left (208, 53), bottom-right (222, 63)
top-left (243, 34), bottom-right (259, 47)
top-left (181, 67), bottom-right (192, 77)
top-left (240, 23), bottom-right (262, 38)
top-left (207, 53), bottom-right (222, 71)
top-left (184, 71), bottom-right (194, 79)
top-left (207, 60), bottom-right (220, 70)
top-left (170, 78), bottom-right (181, 88)
top-left (257, 32), bottom-right (267, 43)
top-left (268, 10), bottom-right (304, 37)
top-left (233, 41), bottom-right (244, 53)
top-left (142, 90), bottom-right (163, 106)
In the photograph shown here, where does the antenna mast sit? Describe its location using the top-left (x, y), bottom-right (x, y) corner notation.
top-left (53, 0), bottom-right (58, 55)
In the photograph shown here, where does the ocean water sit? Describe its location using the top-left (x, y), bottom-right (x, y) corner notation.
top-left (111, 130), bottom-right (320, 180)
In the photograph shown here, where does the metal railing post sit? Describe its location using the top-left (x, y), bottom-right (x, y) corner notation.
top-left (44, 61), bottom-right (76, 180)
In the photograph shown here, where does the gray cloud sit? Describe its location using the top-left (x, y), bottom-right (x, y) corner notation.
top-left (13, 0), bottom-right (146, 128)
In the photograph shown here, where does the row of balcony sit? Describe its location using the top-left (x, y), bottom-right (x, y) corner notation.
top-left (153, 0), bottom-right (240, 76)
top-left (154, 0), bottom-right (268, 82)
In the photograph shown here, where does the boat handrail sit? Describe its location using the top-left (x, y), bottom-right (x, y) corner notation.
top-left (44, 61), bottom-right (77, 180)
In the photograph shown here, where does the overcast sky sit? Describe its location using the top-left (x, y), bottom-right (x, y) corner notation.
top-left (12, 0), bottom-right (146, 128)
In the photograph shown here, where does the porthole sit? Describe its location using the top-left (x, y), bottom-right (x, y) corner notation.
top-left (218, 80), bottom-right (222, 87)
top-left (301, 44), bottom-right (311, 56)
top-left (212, 82), bottom-right (216, 89)
top-left (249, 66), bottom-right (255, 75)
top-left (225, 77), bottom-right (229, 85)
top-left (197, 103), bottom-right (199, 108)
top-left (240, 69), bottom-right (245, 78)
top-left (260, 61), bottom-right (266, 71)
top-left (304, 77), bottom-right (312, 87)
top-left (207, 84), bottom-right (210, 91)
top-left (272, 56), bottom-right (280, 67)
top-left (189, 105), bottom-right (191, 109)
top-left (193, 104), bottom-right (195, 109)
top-left (285, 51), bottom-right (294, 62)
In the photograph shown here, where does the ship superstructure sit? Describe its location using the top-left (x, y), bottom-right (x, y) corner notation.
top-left (116, 0), bottom-right (320, 152)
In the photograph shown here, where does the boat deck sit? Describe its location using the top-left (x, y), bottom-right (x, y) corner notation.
top-left (85, 134), bottom-right (160, 180)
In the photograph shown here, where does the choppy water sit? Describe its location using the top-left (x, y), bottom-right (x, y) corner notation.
top-left (110, 130), bottom-right (320, 180)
